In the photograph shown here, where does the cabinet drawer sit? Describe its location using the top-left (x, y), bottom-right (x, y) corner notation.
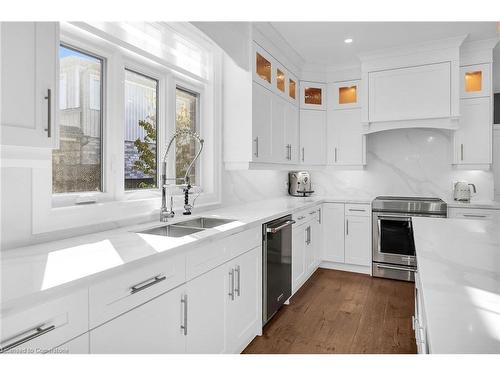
top-left (293, 209), bottom-right (309, 223)
top-left (448, 208), bottom-right (499, 220)
top-left (293, 206), bottom-right (320, 224)
top-left (0, 289), bottom-right (88, 354)
top-left (186, 228), bottom-right (260, 280)
top-left (89, 253), bottom-right (185, 328)
top-left (306, 207), bottom-right (320, 222)
top-left (345, 203), bottom-right (371, 217)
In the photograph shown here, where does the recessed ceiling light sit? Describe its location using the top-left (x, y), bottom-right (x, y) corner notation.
top-left (344, 38), bottom-right (353, 44)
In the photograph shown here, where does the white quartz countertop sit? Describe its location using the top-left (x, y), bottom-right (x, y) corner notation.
top-left (446, 200), bottom-right (500, 210)
top-left (412, 217), bottom-right (500, 354)
top-left (0, 196), bottom-right (370, 311)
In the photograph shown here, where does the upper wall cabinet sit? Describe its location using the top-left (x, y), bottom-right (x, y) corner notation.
top-left (359, 36), bottom-right (465, 132)
top-left (460, 63), bottom-right (491, 99)
top-left (454, 97), bottom-right (491, 166)
top-left (300, 81), bottom-right (327, 110)
top-left (367, 62), bottom-right (451, 123)
top-left (1, 22), bottom-right (59, 148)
top-left (252, 43), bottom-right (275, 91)
top-left (331, 80), bottom-right (360, 110)
top-left (287, 72), bottom-right (299, 106)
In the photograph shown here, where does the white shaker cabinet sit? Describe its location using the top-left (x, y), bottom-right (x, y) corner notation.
top-left (225, 247), bottom-right (262, 354)
top-left (292, 207), bottom-right (322, 294)
top-left (1, 22), bottom-right (59, 148)
top-left (454, 97), bottom-right (491, 166)
top-left (253, 82), bottom-right (299, 164)
top-left (284, 101), bottom-right (300, 163)
top-left (345, 205), bottom-right (372, 267)
top-left (300, 81), bottom-right (327, 110)
top-left (322, 203), bottom-right (346, 263)
top-left (292, 222), bottom-right (307, 294)
top-left (327, 107), bottom-right (366, 166)
top-left (299, 110), bottom-right (327, 165)
top-left (330, 80), bottom-right (361, 110)
top-left (252, 82), bottom-right (273, 162)
top-left (460, 63), bottom-right (491, 99)
top-left (89, 285), bottom-right (186, 354)
top-left (185, 263), bottom-right (227, 354)
top-left (367, 62), bottom-right (451, 123)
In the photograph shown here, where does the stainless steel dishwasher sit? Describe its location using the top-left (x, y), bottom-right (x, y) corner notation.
top-left (262, 215), bottom-right (295, 325)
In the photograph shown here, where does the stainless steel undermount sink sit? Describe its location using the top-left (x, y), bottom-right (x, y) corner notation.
top-left (172, 217), bottom-right (236, 229)
top-left (137, 225), bottom-right (204, 237)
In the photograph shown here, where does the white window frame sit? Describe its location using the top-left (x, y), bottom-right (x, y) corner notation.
top-left (121, 57), bottom-right (167, 200)
top-left (32, 23), bottom-right (222, 234)
top-left (171, 80), bottom-right (204, 190)
top-left (51, 37), bottom-right (112, 208)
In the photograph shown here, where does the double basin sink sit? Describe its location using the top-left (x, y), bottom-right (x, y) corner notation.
top-left (137, 217), bottom-right (235, 238)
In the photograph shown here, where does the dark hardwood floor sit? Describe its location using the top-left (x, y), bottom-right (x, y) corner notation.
top-left (243, 268), bottom-right (417, 354)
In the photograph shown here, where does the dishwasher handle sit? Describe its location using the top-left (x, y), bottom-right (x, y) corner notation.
top-left (266, 220), bottom-right (296, 234)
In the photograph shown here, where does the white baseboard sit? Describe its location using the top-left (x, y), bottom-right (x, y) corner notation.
top-left (319, 261), bottom-right (371, 275)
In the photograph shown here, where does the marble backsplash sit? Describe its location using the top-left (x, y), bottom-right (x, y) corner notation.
top-left (222, 128), bottom-right (495, 205)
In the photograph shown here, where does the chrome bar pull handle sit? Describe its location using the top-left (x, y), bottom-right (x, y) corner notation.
top-left (346, 219), bottom-right (349, 236)
top-left (254, 137), bottom-right (259, 158)
top-left (180, 294), bottom-right (188, 335)
top-left (44, 89), bottom-right (52, 138)
top-left (0, 324), bottom-right (56, 353)
top-left (461, 144), bottom-right (464, 161)
top-left (228, 268), bottom-right (235, 300)
top-left (301, 147), bottom-right (305, 162)
top-left (334, 147), bottom-right (337, 163)
top-left (130, 275), bottom-right (166, 295)
top-left (235, 265), bottom-right (241, 297)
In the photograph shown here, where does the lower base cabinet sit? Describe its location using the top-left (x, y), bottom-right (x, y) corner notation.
top-left (292, 209), bottom-right (322, 294)
top-left (321, 203), bottom-right (371, 269)
top-left (344, 214), bottom-right (371, 266)
top-left (89, 285), bottom-right (186, 354)
top-left (186, 262), bottom-right (227, 354)
top-left (226, 247), bottom-right (261, 353)
top-left (89, 246), bottom-right (261, 354)
top-left (322, 203), bottom-right (345, 262)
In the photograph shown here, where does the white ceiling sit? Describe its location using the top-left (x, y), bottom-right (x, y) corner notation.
top-left (270, 22), bottom-right (499, 67)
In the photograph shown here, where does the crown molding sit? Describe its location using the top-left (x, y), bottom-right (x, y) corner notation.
top-left (358, 34), bottom-right (468, 63)
top-left (252, 22), bottom-right (305, 75)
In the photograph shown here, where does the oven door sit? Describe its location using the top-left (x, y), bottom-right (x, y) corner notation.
top-left (372, 213), bottom-right (416, 266)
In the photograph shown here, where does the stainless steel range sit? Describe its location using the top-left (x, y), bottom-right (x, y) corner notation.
top-left (372, 196), bottom-right (447, 282)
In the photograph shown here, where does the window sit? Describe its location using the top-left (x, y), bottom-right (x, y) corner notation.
top-left (59, 73), bottom-right (67, 109)
top-left (124, 69), bottom-right (159, 190)
top-left (89, 74), bottom-right (101, 110)
top-left (176, 87), bottom-right (199, 186)
top-left (52, 45), bottom-right (103, 194)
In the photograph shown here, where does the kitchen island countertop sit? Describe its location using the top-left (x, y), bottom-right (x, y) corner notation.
top-left (413, 216), bottom-right (500, 353)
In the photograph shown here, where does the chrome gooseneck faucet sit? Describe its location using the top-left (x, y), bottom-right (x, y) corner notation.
top-left (160, 129), bottom-right (204, 222)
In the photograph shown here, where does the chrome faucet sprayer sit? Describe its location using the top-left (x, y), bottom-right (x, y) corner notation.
top-left (160, 129), bottom-right (204, 222)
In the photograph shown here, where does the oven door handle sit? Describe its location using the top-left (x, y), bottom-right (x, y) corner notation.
top-left (377, 216), bottom-right (412, 221)
top-left (376, 263), bottom-right (415, 272)
top-left (266, 220), bottom-right (296, 234)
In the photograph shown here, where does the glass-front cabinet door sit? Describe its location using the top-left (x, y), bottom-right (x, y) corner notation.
top-left (253, 43), bottom-right (274, 90)
top-left (330, 80), bottom-right (361, 110)
top-left (460, 63), bottom-right (490, 99)
top-left (300, 81), bottom-right (327, 110)
top-left (287, 72), bottom-right (299, 105)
